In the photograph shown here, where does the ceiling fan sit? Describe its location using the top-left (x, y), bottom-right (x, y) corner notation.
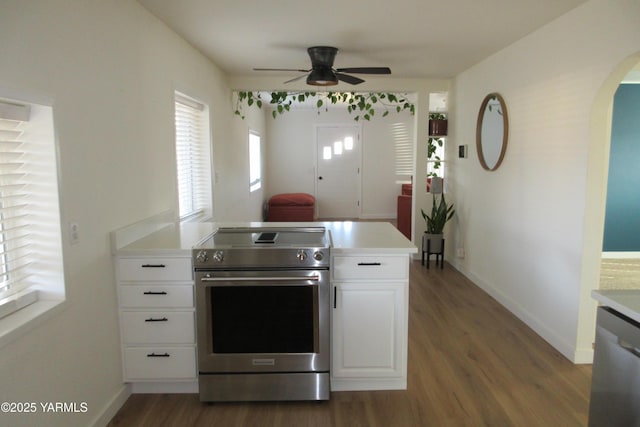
top-left (253, 46), bottom-right (391, 86)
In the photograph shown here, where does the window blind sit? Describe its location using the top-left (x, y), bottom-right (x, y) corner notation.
top-left (0, 96), bottom-right (64, 320)
top-left (392, 122), bottom-right (413, 178)
top-left (174, 93), bottom-right (212, 220)
top-left (0, 102), bottom-right (32, 300)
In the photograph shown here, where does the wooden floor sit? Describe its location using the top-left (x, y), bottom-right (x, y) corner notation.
top-left (107, 261), bottom-right (592, 426)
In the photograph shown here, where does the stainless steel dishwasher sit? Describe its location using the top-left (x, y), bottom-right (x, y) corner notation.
top-left (589, 306), bottom-right (640, 426)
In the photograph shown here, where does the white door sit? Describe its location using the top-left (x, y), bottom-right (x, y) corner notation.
top-left (316, 125), bottom-right (361, 219)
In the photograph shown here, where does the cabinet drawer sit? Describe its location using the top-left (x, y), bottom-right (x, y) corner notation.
top-left (123, 346), bottom-right (196, 380)
top-left (119, 285), bottom-right (194, 308)
top-left (121, 311), bottom-right (195, 344)
top-left (333, 256), bottom-right (408, 280)
top-left (117, 257), bottom-right (192, 282)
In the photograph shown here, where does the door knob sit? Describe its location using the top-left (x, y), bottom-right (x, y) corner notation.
top-left (318, 176), bottom-right (323, 180)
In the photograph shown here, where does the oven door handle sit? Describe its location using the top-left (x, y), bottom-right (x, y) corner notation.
top-left (200, 275), bottom-right (320, 284)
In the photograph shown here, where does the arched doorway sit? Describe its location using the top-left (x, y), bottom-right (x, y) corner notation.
top-left (577, 52), bottom-right (640, 355)
top-left (600, 64), bottom-right (640, 283)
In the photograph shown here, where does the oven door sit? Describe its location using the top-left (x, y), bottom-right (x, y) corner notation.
top-left (195, 269), bottom-right (329, 374)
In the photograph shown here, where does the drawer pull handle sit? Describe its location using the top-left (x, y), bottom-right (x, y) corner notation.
top-left (146, 352), bottom-right (170, 358)
top-left (141, 264), bottom-right (166, 268)
top-left (357, 262), bottom-right (381, 266)
top-left (145, 317), bottom-right (168, 322)
top-left (143, 291), bottom-right (168, 295)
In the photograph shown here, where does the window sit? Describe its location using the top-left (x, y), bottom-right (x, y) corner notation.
top-left (0, 96), bottom-right (65, 320)
top-left (427, 136), bottom-right (446, 179)
top-left (249, 130), bottom-right (261, 192)
top-left (174, 92), bottom-right (212, 220)
top-left (392, 122), bottom-right (413, 183)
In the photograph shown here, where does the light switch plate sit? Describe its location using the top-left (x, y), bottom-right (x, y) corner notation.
top-left (458, 145), bottom-right (468, 158)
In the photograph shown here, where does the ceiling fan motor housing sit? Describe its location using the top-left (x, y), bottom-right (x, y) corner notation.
top-left (306, 47), bottom-right (339, 85)
top-left (254, 45), bottom-right (390, 86)
top-left (308, 46), bottom-right (338, 67)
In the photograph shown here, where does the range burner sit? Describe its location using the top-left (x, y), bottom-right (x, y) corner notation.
top-left (193, 226), bottom-right (330, 269)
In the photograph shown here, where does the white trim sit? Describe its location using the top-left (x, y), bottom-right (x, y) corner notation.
top-left (130, 380), bottom-right (199, 394)
top-left (88, 384), bottom-right (131, 427)
top-left (359, 214), bottom-right (396, 220)
top-left (0, 289), bottom-right (38, 320)
top-left (331, 377), bottom-right (406, 391)
top-left (602, 251), bottom-right (640, 259)
top-left (0, 299), bottom-right (66, 349)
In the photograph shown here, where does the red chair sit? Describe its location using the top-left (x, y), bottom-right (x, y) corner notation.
top-left (266, 193), bottom-right (315, 221)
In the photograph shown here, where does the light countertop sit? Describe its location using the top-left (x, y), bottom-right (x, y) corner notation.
top-left (115, 222), bottom-right (217, 256)
top-left (117, 221), bottom-right (417, 256)
top-left (592, 289), bottom-right (640, 323)
top-left (324, 221), bottom-right (418, 254)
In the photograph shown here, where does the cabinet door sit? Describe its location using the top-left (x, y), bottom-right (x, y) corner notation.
top-left (332, 281), bottom-right (405, 379)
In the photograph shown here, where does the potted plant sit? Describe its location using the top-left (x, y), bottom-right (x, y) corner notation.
top-left (429, 112), bottom-right (448, 136)
top-left (421, 193), bottom-right (455, 253)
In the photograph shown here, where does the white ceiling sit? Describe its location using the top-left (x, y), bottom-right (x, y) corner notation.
top-left (137, 0), bottom-right (587, 82)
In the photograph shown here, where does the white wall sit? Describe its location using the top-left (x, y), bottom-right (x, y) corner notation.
top-left (229, 76), bottom-right (450, 241)
top-left (0, 1), bottom-right (248, 426)
top-left (449, 0), bottom-right (640, 362)
top-left (264, 106), bottom-right (415, 219)
top-left (222, 103), bottom-right (267, 221)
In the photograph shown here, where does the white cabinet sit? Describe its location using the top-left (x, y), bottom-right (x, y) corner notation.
top-left (115, 255), bottom-right (197, 383)
top-left (331, 254), bottom-right (409, 391)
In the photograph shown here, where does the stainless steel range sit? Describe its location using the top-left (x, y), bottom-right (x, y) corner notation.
top-left (192, 226), bottom-right (330, 402)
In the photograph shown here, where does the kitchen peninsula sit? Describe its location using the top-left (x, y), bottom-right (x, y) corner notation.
top-left (111, 217), bottom-right (417, 395)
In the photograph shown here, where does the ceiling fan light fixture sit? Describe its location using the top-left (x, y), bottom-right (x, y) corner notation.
top-left (307, 68), bottom-right (338, 86)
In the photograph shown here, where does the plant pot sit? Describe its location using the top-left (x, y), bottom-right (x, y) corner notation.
top-left (423, 233), bottom-right (444, 253)
top-left (429, 119), bottom-right (448, 136)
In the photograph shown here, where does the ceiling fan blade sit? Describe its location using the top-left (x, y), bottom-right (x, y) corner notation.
top-left (283, 73), bottom-right (309, 84)
top-left (335, 73), bottom-right (365, 85)
top-left (336, 67), bottom-right (391, 75)
top-left (253, 68), bottom-right (310, 72)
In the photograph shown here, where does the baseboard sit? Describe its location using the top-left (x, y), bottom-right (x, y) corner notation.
top-left (573, 347), bottom-right (594, 364)
top-left (130, 380), bottom-right (199, 393)
top-left (90, 384), bottom-right (131, 427)
top-left (450, 259), bottom-right (590, 364)
top-left (358, 214), bottom-right (396, 220)
top-left (602, 251), bottom-right (640, 259)
top-left (330, 377), bottom-right (406, 391)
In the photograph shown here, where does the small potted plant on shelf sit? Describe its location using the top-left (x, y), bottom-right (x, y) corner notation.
top-left (421, 193), bottom-right (455, 253)
top-left (429, 112), bottom-right (448, 136)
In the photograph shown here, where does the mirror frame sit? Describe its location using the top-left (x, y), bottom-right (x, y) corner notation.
top-left (476, 93), bottom-right (509, 171)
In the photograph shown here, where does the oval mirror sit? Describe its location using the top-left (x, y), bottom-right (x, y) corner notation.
top-left (476, 93), bottom-right (508, 171)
